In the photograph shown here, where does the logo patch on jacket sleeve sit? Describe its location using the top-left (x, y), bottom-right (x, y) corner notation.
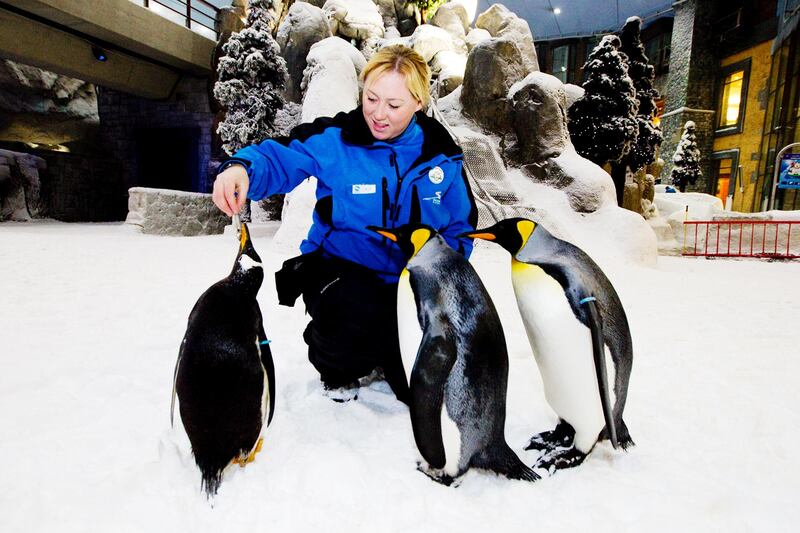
top-left (352, 184), bottom-right (376, 195)
top-left (428, 166), bottom-right (444, 184)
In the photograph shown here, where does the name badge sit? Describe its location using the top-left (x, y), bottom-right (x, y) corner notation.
top-left (352, 184), bottom-right (376, 195)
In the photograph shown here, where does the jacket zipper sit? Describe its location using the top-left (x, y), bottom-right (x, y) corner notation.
top-left (381, 176), bottom-right (389, 244)
top-left (390, 153), bottom-right (403, 222)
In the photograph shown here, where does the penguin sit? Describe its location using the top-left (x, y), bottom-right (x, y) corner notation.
top-left (460, 218), bottom-right (634, 473)
top-left (367, 223), bottom-right (538, 486)
top-left (170, 223), bottom-right (275, 497)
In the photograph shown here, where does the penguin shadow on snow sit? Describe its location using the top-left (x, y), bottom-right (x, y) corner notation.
top-left (368, 223), bottom-right (539, 487)
top-left (171, 223), bottom-right (276, 499)
top-left (461, 218), bottom-right (635, 477)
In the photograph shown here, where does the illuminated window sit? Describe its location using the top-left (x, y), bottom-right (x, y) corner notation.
top-left (716, 59), bottom-right (750, 134)
top-left (720, 71), bottom-right (744, 127)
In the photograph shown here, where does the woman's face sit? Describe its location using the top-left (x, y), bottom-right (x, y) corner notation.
top-left (362, 70), bottom-right (422, 141)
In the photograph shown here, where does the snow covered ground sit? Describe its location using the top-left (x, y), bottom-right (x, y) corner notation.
top-left (1, 221), bottom-right (799, 532)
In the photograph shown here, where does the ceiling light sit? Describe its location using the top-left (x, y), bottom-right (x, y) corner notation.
top-left (553, 7), bottom-right (562, 15)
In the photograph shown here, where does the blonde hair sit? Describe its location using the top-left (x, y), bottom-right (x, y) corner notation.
top-left (360, 45), bottom-right (431, 108)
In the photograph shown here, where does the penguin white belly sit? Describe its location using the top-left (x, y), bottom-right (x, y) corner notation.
top-left (256, 340), bottom-right (269, 426)
top-left (396, 269), bottom-right (422, 386)
top-left (511, 262), bottom-right (606, 452)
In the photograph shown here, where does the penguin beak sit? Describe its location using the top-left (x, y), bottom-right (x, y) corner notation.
top-left (239, 223), bottom-right (250, 252)
top-left (459, 230), bottom-right (496, 241)
top-left (366, 225), bottom-right (398, 242)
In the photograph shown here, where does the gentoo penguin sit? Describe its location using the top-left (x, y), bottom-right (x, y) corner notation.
top-left (171, 223), bottom-right (275, 497)
top-left (461, 218), bottom-right (634, 473)
top-left (368, 223), bottom-right (538, 486)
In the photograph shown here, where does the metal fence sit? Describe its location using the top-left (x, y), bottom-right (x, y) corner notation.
top-left (682, 220), bottom-right (800, 259)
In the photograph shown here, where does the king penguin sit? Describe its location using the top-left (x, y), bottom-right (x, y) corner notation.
top-left (368, 223), bottom-right (538, 486)
top-left (461, 218), bottom-right (634, 473)
top-left (171, 223), bottom-right (275, 497)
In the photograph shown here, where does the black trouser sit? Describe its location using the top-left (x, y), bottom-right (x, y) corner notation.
top-left (276, 252), bottom-right (409, 403)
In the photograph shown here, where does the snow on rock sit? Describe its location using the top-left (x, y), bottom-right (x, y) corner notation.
top-left (305, 36), bottom-right (367, 77)
top-left (301, 53), bottom-right (358, 123)
top-left (509, 72), bottom-right (569, 163)
top-left (450, 0), bottom-right (479, 23)
top-left (475, 3), bottom-right (538, 73)
top-left (281, 37), bottom-right (362, 253)
top-left (563, 83), bottom-right (585, 110)
top-left (430, 2), bottom-right (470, 41)
top-left (509, 169), bottom-right (657, 266)
top-left (548, 148), bottom-right (619, 212)
top-left (324, 0), bottom-right (385, 41)
top-left (465, 27), bottom-right (491, 51)
top-left (431, 50), bottom-right (467, 96)
top-left (300, 39), bottom-right (361, 123)
top-left (409, 24), bottom-right (458, 63)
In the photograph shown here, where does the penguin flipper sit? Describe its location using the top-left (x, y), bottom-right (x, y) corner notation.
top-left (582, 297), bottom-right (619, 449)
top-left (409, 332), bottom-right (457, 471)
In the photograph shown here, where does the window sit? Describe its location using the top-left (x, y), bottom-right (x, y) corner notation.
top-left (644, 32), bottom-right (671, 74)
top-left (716, 58), bottom-right (751, 135)
top-left (551, 45), bottom-right (570, 83)
top-left (720, 71), bottom-right (744, 127)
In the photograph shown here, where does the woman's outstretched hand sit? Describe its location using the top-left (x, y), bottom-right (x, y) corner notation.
top-left (212, 165), bottom-right (249, 216)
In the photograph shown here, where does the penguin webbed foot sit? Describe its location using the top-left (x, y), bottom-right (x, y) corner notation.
top-left (416, 461), bottom-right (463, 487)
top-left (232, 437), bottom-right (264, 468)
top-left (524, 420), bottom-right (575, 452)
top-left (534, 446), bottom-right (587, 474)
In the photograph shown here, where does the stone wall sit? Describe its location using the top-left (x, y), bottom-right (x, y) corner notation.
top-left (659, 0), bottom-right (718, 191)
top-left (125, 187), bottom-right (229, 236)
top-left (41, 151), bottom-right (126, 222)
top-left (98, 76), bottom-right (215, 194)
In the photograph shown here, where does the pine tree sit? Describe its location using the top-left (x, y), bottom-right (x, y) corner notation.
top-left (213, 0), bottom-right (287, 156)
top-left (568, 35), bottom-right (639, 170)
top-left (670, 121), bottom-right (702, 192)
top-left (618, 16), bottom-right (662, 175)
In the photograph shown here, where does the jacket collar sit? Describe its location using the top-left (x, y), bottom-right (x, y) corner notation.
top-left (340, 107), bottom-right (462, 163)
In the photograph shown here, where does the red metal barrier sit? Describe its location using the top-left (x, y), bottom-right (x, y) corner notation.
top-left (682, 220), bottom-right (800, 259)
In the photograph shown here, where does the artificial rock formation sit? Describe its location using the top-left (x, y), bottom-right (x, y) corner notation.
top-left (510, 72), bottom-right (569, 162)
top-left (508, 73), bottom-right (617, 213)
top-left (460, 38), bottom-right (529, 133)
top-left (474, 4), bottom-right (538, 73)
top-left (324, 0), bottom-right (385, 43)
top-left (0, 149), bottom-right (46, 221)
top-left (277, 2), bottom-right (332, 103)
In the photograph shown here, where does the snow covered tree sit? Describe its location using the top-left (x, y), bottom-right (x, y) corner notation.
top-left (670, 121), bottom-right (702, 192)
top-left (568, 35), bottom-right (639, 174)
top-left (213, 0), bottom-right (287, 156)
top-left (618, 16), bottom-right (662, 175)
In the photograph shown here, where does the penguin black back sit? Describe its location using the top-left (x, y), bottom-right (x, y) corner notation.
top-left (173, 224), bottom-right (275, 497)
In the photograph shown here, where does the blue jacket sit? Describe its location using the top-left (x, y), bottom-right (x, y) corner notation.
top-left (226, 107), bottom-right (477, 281)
